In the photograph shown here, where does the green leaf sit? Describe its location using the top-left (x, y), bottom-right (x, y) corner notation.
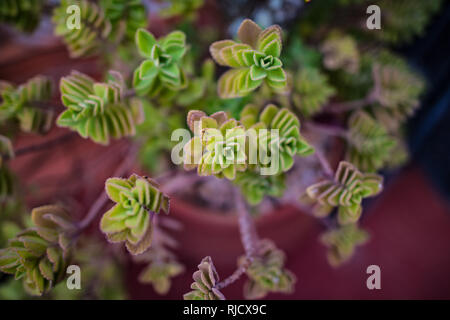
top-left (139, 60), bottom-right (159, 80)
top-left (237, 19), bottom-right (262, 48)
top-left (52, 0), bottom-right (112, 58)
top-left (267, 67), bottom-right (286, 82)
top-left (58, 71), bottom-right (139, 145)
top-left (38, 258), bottom-right (54, 281)
top-left (136, 28), bottom-right (156, 58)
top-left (209, 40), bottom-right (238, 66)
top-left (241, 240), bottom-right (295, 299)
top-left (160, 63), bottom-right (181, 86)
top-left (292, 67), bottom-right (335, 117)
top-left (105, 178), bottom-right (133, 203)
top-left (250, 65), bottom-right (267, 81)
top-left (320, 224), bottom-right (369, 266)
top-left (218, 68), bottom-right (262, 98)
top-left (257, 25), bottom-right (282, 57)
top-left (260, 104), bottom-right (278, 126)
top-left (305, 161), bottom-right (383, 224)
top-left (100, 174), bottom-right (170, 255)
top-left (133, 68), bottom-right (157, 96)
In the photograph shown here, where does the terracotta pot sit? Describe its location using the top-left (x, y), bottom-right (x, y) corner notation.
top-left (127, 197), bottom-right (319, 299)
top-left (169, 198), bottom-right (317, 269)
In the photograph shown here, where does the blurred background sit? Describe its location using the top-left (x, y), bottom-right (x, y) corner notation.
top-left (0, 0), bottom-right (449, 299)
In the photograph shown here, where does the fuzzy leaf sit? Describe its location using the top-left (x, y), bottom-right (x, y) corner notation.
top-left (320, 224), bottom-right (369, 266)
top-left (133, 29), bottom-right (187, 94)
top-left (210, 19), bottom-right (287, 97)
top-left (100, 174), bottom-right (170, 255)
top-left (346, 111), bottom-right (396, 172)
top-left (52, 0), bottom-right (112, 58)
top-left (305, 161), bottom-right (383, 224)
top-left (241, 240), bottom-right (295, 299)
top-left (292, 67), bottom-right (335, 117)
top-left (58, 70), bottom-right (139, 145)
top-left (184, 256), bottom-right (225, 300)
top-left (0, 75), bottom-right (54, 134)
top-left (237, 19), bottom-right (262, 48)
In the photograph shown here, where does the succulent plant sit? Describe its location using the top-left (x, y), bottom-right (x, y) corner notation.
top-left (210, 19), bottom-right (287, 98)
top-left (234, 171), bottom-right (286, 205)
top-left (183, 110), bottom-right (247, 180)
top-left (292, 67), bottom-right (335, 118)
top-left (346, 111), bottom-right (396, 172)
top-left (175, 59), bottom-right (216, 107)
top-left (0, 0), bottom-right (43, 32)
top-left (372, 65), bottom-right (425, 132)
top-left (100, 174), bottom-right (170, 255)
top-left (101, 0), bottom-right (147, 41)
top-left (0, 205), bottom-right (75, 295)
top-left (160, 0), bottom-right (204, 20)
top-left (321, 31), bottom-right (360, 74)
top-left (184, 256), bottom-right (225, 300)
top-left (320, 223), bottom-right (369, 266)
top-left (240, 239), bottom-right (296, 299)
top-left (370, 0), bottom-right (443, 44)
top-left (0, 76), bottom-right (54, 134)
top-left (134, 28), bottom-right (188, 96)
top-left (134, 216), bottom-right (184, 295)
top-left (57, 70), bottom-right (140, 145)
top-left (241, 104), bottom-right (314, 174)
top-left (53, 0), bottom-right (112, 58)
top-left (303, 161), bottom-right (383, 224)
top-left (0, 0), bottom-right (438, 299)
top-left (139, 260), bottom-right (184, 295)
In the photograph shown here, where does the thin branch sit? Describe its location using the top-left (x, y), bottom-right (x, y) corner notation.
top-left (304, 121), bottom-right (348, 138)
top-left (234, 186), bottom-right (259, 258)
top-left (217, 185), bottom-right (260, 289)
top-left (325, 97), bottom-right (372, 114)
top-left (4, 132), bottom-right (77, 160)
top-left (29, 100), bottom-right (63, 112)
top-left (314, 146), bottom-right (334, 178)
top-left (159, 172), bottom-right (203, 195)
top-left (123, 88), bottom-right (136, 99)
top-left (216, 260), bottom-right (250, 290)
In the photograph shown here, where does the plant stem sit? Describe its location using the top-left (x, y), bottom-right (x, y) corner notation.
top-left (29, 100), bottom-right (63, 112)
top-left (234, 186), bottom-right (259, 258)
top-left (76, 144), bottom-right (137, 231)
top-left (314, 146), bottom-right (334, 178)
top-left (326, 97), bottom-right (371, 113)
top-left (216, 262), bottom-right (250, 290)
top-left (123, 88), bottom-right (136, 99)
top-left (216, 186), bottom-right (260, 290)
top-left (305, 122), bottom-right (348, 138)
top-left (4, 132), bottom-right (77, 160)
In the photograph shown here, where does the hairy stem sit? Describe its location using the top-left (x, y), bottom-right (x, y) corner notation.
top-left (305, 122), bottom-right (348, 138)
top-left (217, 186), bottom-right (260, 289)
top-left (216, 260), bottom-right (250, 290)
top-left (314, 146), bottom-right (334, 178)
top-left (326, 97), bottom-right (371, 113)
top-left (123, 88), bottom-right (136, 99)
top-left (235, 186), bottom-right (259, 258)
